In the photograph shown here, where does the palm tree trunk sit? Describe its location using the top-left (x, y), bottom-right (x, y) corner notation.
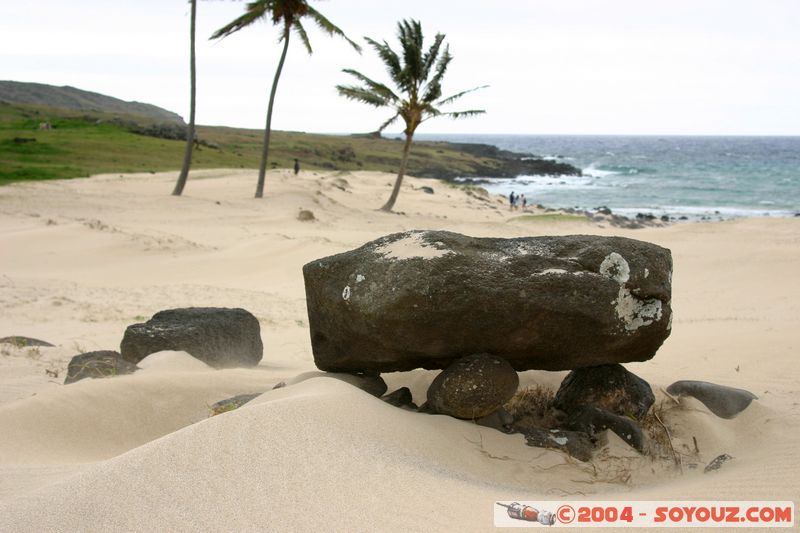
top-left (173, 0), bottom-right (197, 196)
top-left (255, 20), bottom-right (291, 198)
top-left (380, 132), bottom-right (414, 212)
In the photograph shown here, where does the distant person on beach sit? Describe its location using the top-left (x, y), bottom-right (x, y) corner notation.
top-left (293, 159), bottom-right (300, 175)
top-left (509, 191), bottom-right (516, 210)
top-left (521, 194), bottom-right (527, 210)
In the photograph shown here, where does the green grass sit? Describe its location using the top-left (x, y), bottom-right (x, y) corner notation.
top-left (0, 102), bottom-right (517, 186)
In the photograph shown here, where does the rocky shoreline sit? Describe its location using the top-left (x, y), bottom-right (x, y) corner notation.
top-left (414, 141), bottom-right (583, 180)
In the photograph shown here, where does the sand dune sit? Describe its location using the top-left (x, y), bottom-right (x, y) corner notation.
top-left (1, 169), bottom-right (798, 531)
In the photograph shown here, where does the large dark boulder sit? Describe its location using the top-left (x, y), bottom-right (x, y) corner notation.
top-left (426, 354), bottom-right (519, 419)
top-left (553, 364), bottom-right (655, 420)
top-left (65, 350), bottom-right (138, 384)
top-left (120, 307), bottom-right (263, 368)
top-left (303, 230), bottom-right (672, 373)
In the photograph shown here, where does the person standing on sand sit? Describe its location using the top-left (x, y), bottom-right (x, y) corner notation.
top-left (509, 191), bottom-right (516, 210)
top-left (521, 194), bottom-right (527, 210)
top-left (294, 159), bottom-right (300, 175)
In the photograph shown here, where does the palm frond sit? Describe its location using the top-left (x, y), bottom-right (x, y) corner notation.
top-left (421, 33), bottom-right (445, 82)
top-left (431, 109), bottom-right (486, 121)
top-left (210, 1), bottom-right (269, 40)
top-left (436, 85), bottom-right (489, 107)
top-left (336, 84), bottom-right (394, 108)
top-left (292, 18), bottom-right (312, 54)
top-left (377, 113), bottom-right (401, 133)
top-left (341, 69), bottom-right (399, 103)
top-left (306, 5), bottom-right (361, 52)
top-left (423, 44), bottom-right (452, 98)
top-left (398, 19), bottom-right (424, 90)
top-left (364, 37), bottom-right (403, 87)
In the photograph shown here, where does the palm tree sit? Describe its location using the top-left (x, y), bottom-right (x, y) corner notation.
top-left (173, 0), bottom-right (197, 196)
top-left (337, 19), bottom-right (486, 212)
top-left (211, 0), bottom-right (360, 198)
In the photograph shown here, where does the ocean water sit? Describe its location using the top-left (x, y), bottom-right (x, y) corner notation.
top-left (410, 134), bottom-right (800, 221)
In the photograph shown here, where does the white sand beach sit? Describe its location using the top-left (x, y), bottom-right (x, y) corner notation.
top-left (1, 169), bottom-right (798, 531)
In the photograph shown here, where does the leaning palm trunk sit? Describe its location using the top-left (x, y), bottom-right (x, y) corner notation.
top-left (173, 0), bottom-right (197, 196)
top-left (380, 132), bottom-right (414, 212)
top-left (255, 20), bottom-right (291, 199)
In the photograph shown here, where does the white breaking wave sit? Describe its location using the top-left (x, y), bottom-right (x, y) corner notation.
top-left (582, 164), bottom-right (621, 178)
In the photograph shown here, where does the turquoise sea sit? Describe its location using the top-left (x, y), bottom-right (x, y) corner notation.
top-left (412, 134), bottom-right (800, 221)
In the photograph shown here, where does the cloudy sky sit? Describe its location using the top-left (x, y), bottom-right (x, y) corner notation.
top-left (3, 0), bottom-right (799, 135)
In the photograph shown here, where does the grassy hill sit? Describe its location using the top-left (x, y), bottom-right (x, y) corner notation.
top-left (0, 101), bottom-right (580, 186)
top-left (0, 80), bottom-right (184, 123)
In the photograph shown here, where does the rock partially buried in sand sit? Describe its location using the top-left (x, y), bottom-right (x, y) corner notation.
top-left (120, 307), bottom-right (263, 368)
top-left (553, 364), bottom-right (655, 420)
top-left (565, 405), bottom-right (645, 452)
top-left (666, 380), bottom-right (757, 419)
top-left (426, 354), bottom-right (519, 419)
top-left (0, 336), bottom-right (55, 347)
top-left (704, 453), bottom-right (733, 473)
top-left (209, 393), bottom-right (262, 416)
top-left (381, 387), bottom-right (417, 410)
top-left (64, 350), bottom-right (139, 384)
top-left (520, 427), bottom-right (594, 462)
top-left (303, 230), bottom-right (672, 373)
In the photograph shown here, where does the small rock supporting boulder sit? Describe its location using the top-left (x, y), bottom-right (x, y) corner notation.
top-left (426, 353), bottom-right (519, 419)
top-left (303, 230), bottom-right (672, 373)
top-left (553, 364), bottom-right (655, 420)
top-left (120, 307), bottom-right (263, 368)
top-left (64, 350), bottom-right (139, 384)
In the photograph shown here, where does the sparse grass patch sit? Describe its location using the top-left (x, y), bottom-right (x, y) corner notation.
top-left (505, 385), bottom-right (555, 419)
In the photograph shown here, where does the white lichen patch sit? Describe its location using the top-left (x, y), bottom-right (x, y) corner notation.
top-left (356, 274), bottom-right (365, 283)
top-left (342, 286), bottom-right (351, 301)
top-left (613, 286), bottom-right (663, 332)
top-left (539, 268), bottom-right (569, 275)
top-left (600, 252), bottom-right (630, 283)
top-left (550, 435), bottom-right (569, 446)
top-left (374, 232), bottom-right (453, 260)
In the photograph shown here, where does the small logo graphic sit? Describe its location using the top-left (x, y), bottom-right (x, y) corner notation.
top-left (496, 502), bottom-right (556, 525)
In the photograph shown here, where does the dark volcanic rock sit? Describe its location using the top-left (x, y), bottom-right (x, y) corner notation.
top-left (565, 405), bottom-right (645, 452)
top-left (120, 307), bottom-right (263, 368)
top-left (666, 380), bottom-right (757, 419)
top-left (521, 427), bottom-right (594, 462)
top-left (475, 407), bottom-right (515, 433)
top-left (303, 230), bottom-right (672, 373)
top-left (553, 364), bottom-right (655, 420)
top-left (381, 387), bottom-right (417, 409)
top-left (426, 354), bottom-right (519, 419)
top-left (343, 373), bottom-right (387, 397)
top-left (65, 350), bottom-right (138, 384)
